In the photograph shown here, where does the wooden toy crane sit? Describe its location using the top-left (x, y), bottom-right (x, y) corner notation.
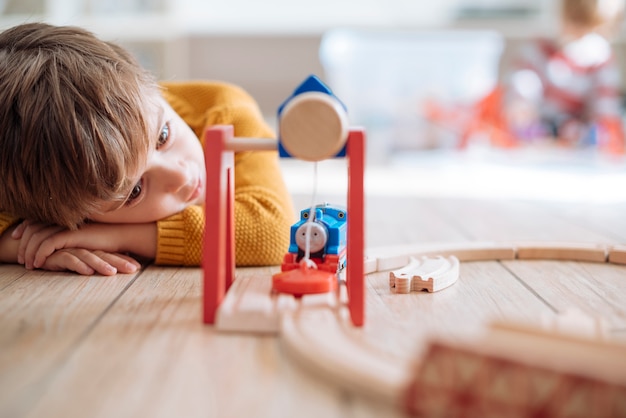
top-left (202, 75), bottom-right (365, 327)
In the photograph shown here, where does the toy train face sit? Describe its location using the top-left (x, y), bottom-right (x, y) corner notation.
top-left (281, 203), bottom-right (347, 274)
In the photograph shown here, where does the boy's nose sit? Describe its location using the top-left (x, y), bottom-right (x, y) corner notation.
top-left (158, 160), bottom-right (189, 193)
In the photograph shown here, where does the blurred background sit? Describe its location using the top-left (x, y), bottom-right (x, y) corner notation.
top-left (0, 0), bottom-right (571, 121)
top-left (2, 0), bottom-right (626, 201)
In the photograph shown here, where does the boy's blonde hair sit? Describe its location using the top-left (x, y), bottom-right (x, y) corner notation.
top-left (562, 0), bottom-right (625, 35)
top-left (0, 23), bottom-right (158, 228)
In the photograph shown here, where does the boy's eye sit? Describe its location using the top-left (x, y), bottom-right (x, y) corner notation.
top-left (126, 179), bottom-right (143, 205)
top-left (157, 123), bottom-right (170, 149)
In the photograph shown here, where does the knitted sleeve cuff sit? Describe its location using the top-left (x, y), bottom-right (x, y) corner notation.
top-left (155, 205), bottom-right (204, 266)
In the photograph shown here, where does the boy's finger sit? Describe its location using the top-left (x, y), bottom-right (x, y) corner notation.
top-left (94, 251), bottom-right (140, 274)
top-left (18, 223), bottom-right (53, 266)
top-left (67, 249), bottom-right (117, 276)
top-left (16, 222), bottom-right (36, 263)
top-left (11, 221), bottom-right (27, 239)
top-left (66, 257), bottom-right (97, 276)
top-left (45, 250), bottom-right (96, 276)
top-left (30, 227), bottom-right (67, 268)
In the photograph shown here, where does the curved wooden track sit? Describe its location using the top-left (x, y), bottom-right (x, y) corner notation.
top-left (279, 241), bottom-right (626, 410)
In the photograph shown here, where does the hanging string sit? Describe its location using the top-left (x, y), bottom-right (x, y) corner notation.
top-left (301, 161), bottom-right (319, 269)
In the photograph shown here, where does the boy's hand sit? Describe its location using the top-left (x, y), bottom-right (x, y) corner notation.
top-left (3, 222), bottom-right (140, 275)
top-left (12, 220), bottom-right (64, 267)
top-left (40, 249), bottom-right (141, 276)
top-left (13, 221), bottom-right (156, 269)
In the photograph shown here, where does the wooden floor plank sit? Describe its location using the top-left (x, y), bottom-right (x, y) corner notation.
top-left (2, 196), bottom-right (626, 417)
top-left (363, 196), bottom-right (472, 246)
top-left (0, 269), bottom-right (141, 418)
top-left (430, 198), bottom-right (623, 244)
top-left (502, 260), bottom-right (626, 330)
top-left (542, 201), bottom-right (626, 243)
top-left (350, 260), bottom-right (557, 366)
top-left (23, 266), bottom-right (390, 418)
top-left (0, 264), bottom-right (28, 291)
top-left (18, 260), bottom-right (559, 418)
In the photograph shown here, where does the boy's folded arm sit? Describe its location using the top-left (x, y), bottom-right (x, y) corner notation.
top-left (1, 223), bottom-right (141, 276)
top-left (31, 222), bottom-right (157, 268)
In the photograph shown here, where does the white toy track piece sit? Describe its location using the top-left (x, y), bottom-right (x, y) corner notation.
top-left (215, 269), bottom-right (340, 334)
top-left (371, 242), bottom-right (516, 272)
top-left (215, 268), bottom-right (298, 333)
top-left (389, 255), bottom-right (460, 293)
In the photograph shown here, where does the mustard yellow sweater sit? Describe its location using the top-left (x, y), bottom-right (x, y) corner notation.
top-left (0, 81), bottom-right (295, 267)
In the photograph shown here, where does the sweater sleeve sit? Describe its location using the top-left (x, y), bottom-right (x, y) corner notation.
top-left (155, 205), bottom-right (204, 265)
top-left (0, 212), bottom-right (18, 237)
top-left (155, 180), bottom-right (294, 267)
top-left (155, 82), bottom-right (295, 266)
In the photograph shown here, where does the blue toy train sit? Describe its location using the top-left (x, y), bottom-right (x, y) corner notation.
top-left (273, 203), bottom-right (347, 295)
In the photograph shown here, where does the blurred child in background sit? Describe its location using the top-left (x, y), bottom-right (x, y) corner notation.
top-left (502, 0), bottom-right (625, 152)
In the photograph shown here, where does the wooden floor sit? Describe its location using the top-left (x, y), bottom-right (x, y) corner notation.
top-left (2, 192), bottom-right (626, 417)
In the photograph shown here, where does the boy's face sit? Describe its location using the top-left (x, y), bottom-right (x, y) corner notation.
top-left (90, 97), bottom-right (206, 224)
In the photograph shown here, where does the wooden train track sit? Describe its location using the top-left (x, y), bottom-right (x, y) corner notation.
top-left (215, 241), bottom-right (626, 416)
top-left (281, 241), bottom-right (626, 417)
